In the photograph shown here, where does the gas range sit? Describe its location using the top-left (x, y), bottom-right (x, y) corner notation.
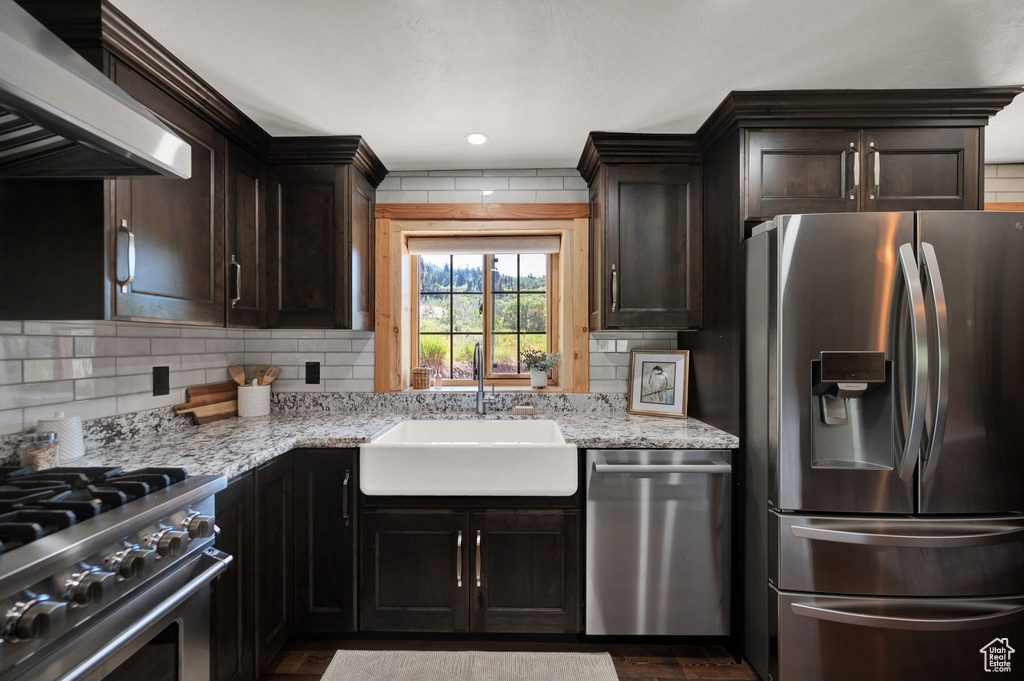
top-left (0, 465), bottom-right (228, 680)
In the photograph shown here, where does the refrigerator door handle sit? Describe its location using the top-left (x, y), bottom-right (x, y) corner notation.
top-left (896, 243), bottom-right (928, 481)
top-left (791, 523), bottom-right (1024, 548)
top-left (792, 602), bottom-right (1024, 632)
top-left (919, 242), bottom-right (950, 483)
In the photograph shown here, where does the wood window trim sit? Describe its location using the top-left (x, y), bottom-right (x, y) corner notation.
top-left (374, 204), bottom-right (590, 393)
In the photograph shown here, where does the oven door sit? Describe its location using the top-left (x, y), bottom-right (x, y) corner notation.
top-left (10, 548), bottom-right (231, 681)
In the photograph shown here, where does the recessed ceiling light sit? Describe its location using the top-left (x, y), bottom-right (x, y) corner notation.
top-left (466, 132), bottom-right (489, 145)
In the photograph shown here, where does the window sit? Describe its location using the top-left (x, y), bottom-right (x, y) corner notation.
top-left (417, 253), bottom-right (550, 383)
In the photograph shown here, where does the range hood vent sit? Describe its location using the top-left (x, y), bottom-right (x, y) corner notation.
top-left (0, 0), bottom-right (190, 178)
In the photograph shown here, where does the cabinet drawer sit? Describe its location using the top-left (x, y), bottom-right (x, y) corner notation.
top-left (773, 513), bottom-right (1024, 596)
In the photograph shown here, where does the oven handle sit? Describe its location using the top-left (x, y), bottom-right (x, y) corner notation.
top-left (56, 548), bottom-right (233, 681)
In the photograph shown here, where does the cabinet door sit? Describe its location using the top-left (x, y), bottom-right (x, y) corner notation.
top-left (348, 168), bottom-right (375, 331)
top-left (294, 450), bottom-right (356, 633)
top-left (254, 456), bottom-right (293, 673)
top-left (746, 129), bottom-right (860, 220)
top-left (604, 164), bottom-right (702, 329)
top-left (266, 165), bottom-right (344, 327)
top-left (470, 510), bottom-right (579, 634)
top-left (588, 169), bottom-right (605, 330)
top-left (226, 145), bottom-right (264, 327)
top-left (359, 511), bottom-right (469, 632)
top-left (111, 60), bottom-right (225, 325)
top-left (211, 473), bottom-right (255, 681)
top-left (862, 128), bottom-right (980, 211)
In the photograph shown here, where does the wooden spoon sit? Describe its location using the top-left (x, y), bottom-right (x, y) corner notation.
top-left (255, 365), bottom-right (271, 385)
top-left (261, 366), bottom-right (280, 385)
top-left (227, 365), bottom-right (246, 387)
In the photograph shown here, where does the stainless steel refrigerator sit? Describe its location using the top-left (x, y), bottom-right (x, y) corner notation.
top-left (744, 211), bottom-right (1024, 681)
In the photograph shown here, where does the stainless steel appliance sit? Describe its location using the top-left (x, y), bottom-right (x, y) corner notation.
top-left (744, 211), bottom-right (1024, 681)
top-left (0, 466), bottom-right (228, 680)
top-left (0, 0), bottom-right (191, 178)
top-left (585, 449), bottom-right (731, 635)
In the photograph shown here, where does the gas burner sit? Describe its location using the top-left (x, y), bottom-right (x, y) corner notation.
top-left (0, 509), bottom-right (77, 554)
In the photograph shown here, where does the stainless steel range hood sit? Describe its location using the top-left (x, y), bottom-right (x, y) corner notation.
top-left (0, 0), bottom-right (191, 178)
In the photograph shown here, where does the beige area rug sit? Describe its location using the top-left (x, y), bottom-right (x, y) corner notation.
top-left (322, 650), bottom-right (619, 681)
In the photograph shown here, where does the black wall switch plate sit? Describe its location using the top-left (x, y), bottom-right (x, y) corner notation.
top-left (305, 361), bottom-right (321, 385)
top-left (153, 366), bottom-right (170, 396)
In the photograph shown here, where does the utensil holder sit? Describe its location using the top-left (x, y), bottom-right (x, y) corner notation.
top-left (35, 412), bottom-right (85, 462)
top-left (238, 383), bottom-right (271, 417)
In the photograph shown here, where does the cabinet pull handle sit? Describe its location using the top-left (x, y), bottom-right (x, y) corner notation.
top-left (341, 470), bottom-right (350, 523)
top-left (610, 264), bottom-right (618, 313)
top-left (116, 219), bottom-right (135, 294)
top-left (849, 143), bottom-right (859, 199)
top-left (870, 142), bottom-right (880, 199)
top-left (456, 531), bottom-right (463, 588)
top-left (475, 530), bottom-right (482, 588)
top-left (230, 255), bottom-right (242, 309)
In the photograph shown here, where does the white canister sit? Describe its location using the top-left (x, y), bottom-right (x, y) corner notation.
top-left (237, 380), bottom-right (271, 417)
top-left (35, 412), bottom-right (85, 462)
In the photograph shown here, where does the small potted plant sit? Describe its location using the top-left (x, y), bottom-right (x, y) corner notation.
top-left (523, 350), bottom-right (560, 389)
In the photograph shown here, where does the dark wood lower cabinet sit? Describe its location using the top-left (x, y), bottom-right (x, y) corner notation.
top-left (359, 508), bottom-right (580, 634)
top-left (254, 455), bottom-right (294, 673)
top-left (212, 473), bottom-right (255, 681)
top-left (294, 449), bottom-right (357, 633)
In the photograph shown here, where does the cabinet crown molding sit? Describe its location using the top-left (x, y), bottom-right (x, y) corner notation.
top-left (696, 87), bottom-right (1023, 154)
top-left (267, 137), bottom-right (388, 186)
top-left (577, 132), bottom-right (702, 184)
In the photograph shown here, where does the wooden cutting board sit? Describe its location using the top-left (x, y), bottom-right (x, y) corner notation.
top-left (174, 381), bottom-right (238, 424)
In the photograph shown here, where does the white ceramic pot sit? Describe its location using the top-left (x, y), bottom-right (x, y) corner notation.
top-left (530, 369), bottom-right (547, 389)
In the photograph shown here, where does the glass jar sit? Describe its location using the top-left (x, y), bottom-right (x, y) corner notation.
top-left (19, 431), bottom-right (60, 470)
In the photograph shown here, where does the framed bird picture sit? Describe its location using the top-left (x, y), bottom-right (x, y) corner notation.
top-left (626, 349), bottom-right (690, 418)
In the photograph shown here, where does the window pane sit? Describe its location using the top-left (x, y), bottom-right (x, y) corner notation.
top-left (419, 255), bottom-right (451, 292)
top-left (520, 333), bottom-right (547, 372)
top-left (492, 333), bottom-right (519, 374)
top-left (492, 254), bottom-right (517, 292)
top-left (452, 255), bottom-right (483, 292)
top-left (452, 335), bottom-right (481, 379)
top-left (419, 294), bottom-right (451, 332)
top-left (419, 335), bottom-right (451, 378)
top-left (519, 253), bottom-right (546, 291)
top-left (492, 293), bottom-right (518, 332)
top-left (452, 294), bottom-right (483, 332)
top-left (519, 293), bottom-right (546, 333)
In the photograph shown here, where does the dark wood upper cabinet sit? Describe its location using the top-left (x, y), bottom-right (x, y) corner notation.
top-left (581, 140), bottom-right (703, 330)
top-left (746, 129), bottom-right (859, 219)
top-left (111, 60), bottom-right (225, 325)
top-left (254, 455), bottom-right (293, 673)
top-left (359, 510), bottom-right (470, 633)
top-left (293, 449), bottom-right (357, 634)
top-left (211, 473), bottom-right (255, 681)
top-left (863, 128), bottom-right (979, 212)
top-left (226, 145), bottom-right (265, 327)
top-left (470, 510), bottom-right (579, 634)
top-left (348, 170), bottom-right (375, 331)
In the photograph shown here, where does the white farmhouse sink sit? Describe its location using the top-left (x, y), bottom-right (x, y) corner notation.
top-left (360, 420), bottom-right (578, 496)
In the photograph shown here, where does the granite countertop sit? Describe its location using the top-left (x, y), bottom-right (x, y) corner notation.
top-left (75, 411), bottom-right (740, 480)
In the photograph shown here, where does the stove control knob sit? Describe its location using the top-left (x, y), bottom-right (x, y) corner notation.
top-left (7, 598), bottom-right (66, 641)
top-left (156, 530), bottom-right (189, 558)
top-left (66, 570), bottom-right (116, 606)
top-left (183, 513), bottom-right (215, 539)
top-left (112, 547), bottom-right (155, 580)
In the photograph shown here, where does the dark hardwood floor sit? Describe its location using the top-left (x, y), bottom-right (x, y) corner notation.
top-left (259, 639), bottom-right (758, 680)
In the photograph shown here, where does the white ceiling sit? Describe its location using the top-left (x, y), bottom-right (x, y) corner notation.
top-left (113, 0), bottom-right (1024, 169)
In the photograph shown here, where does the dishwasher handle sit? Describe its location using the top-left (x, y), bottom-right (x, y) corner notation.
top-left (591, 452), bottom-right (730, 475)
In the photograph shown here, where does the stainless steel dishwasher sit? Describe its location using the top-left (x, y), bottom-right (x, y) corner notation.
top-left (585, 449), bottom-right (731, 635)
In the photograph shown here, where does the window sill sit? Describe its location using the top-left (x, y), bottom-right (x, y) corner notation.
top-left (402, 386), bottom-right (567, 394)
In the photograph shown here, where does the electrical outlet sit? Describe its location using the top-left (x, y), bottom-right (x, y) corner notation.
top-left (305, 361), bottom-right (320, 385)
top-left (152, 366), bottom-right (170, 396)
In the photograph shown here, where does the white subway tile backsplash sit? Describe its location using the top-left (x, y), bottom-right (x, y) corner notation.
top-left (269, 330), bottom-right (326, 339)
top-left (0, 361), bottom-right (21, 386)
top-left (589, 366), bottom-right (617, 380)
top-left (116, 355), bottom-right (181, 375)
top-left (401, 176), bottom-right (455, 190)
top-left (4, 336), bottom-right (73, 359)
top-left (24, 358), bottom-right (116, 383)
top-left (151, 338), bottom-right (206, 355)
top-left (75, 374), bottom-right (150, 400)
top-left (351, 339), bottom-right (374, 352)
top-left (172, 369), bottom-right (212, 389)
top-left (297, 339), bottom-right (352, 352)
top-left (537, 168), bottom-right (581, 176)
top-left (427, 191), bottom-right (483, 203)
top-left (376, 176), bottom-right (401, 190)
top-left (23, 322), bottom-right (116, 336)
top-left (271, 352), bottom-right (325, 366)
top-left (179, 328), bottom-right (229, 338)
top-left (0, 381), bottom-right (75, 410)
top-left (0, 409), bottom-right (23, 436)
top-left (590, 353), bottom-right (631, 367)
top-left (324, 379), bottom-right (374, 392)
top-left (205, 339), bottom-right (243, 353)
top-left (483, 169), bottom-right (537, 176)
top-left (562, 176), bottom-right (588, 190)
top-left (269, 380), bottom-right (324, 393)
top-left (116, 390), bottom-right (183, 415)
top-left (509, 176), bottom-right (564, 190)
top-left (376, 190), bottom-right (429, 203)
top-left (24, 397), bottom-right (118, 425)
top-left (589, 379), bottom-right (628, 394)
top-left (0, 322), bottom-right (21, 335)
top-left (320, 365), bottom-right (354, 379)
top-left (996, 164), bottom-right (1024, 178)
top-left (0, 338), bottom-right (27, 360)
top-left (455, 177), bottom-right (510, 191)
top-left (116, 325), bottom-right (180, 338)
top-left (180, 354), bottom-right (228, 371)
top-left (483, 190), bottom-right (536, 203)
top-left (324, 352), bottom-right (373, 366)
top-left (245, 339), bottom-right (298, 353)
top-left (430, 170), bottom-right (483, 177)
top-left (351, 365), bottom-right (375, 379)
top-left (536, 190), bottom-right (589, 203)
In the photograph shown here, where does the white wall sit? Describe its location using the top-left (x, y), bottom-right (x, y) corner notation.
top-left (376, 168), bottom-right (587, 204)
